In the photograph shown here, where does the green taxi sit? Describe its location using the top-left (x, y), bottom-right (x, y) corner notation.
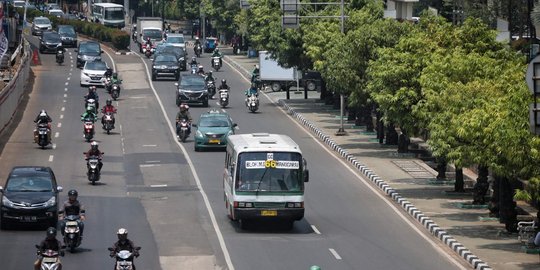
top-left (193, 110), bottom-right (237, 151)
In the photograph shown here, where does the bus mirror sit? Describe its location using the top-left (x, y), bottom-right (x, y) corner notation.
top-left (304, 170), bottom-right (309, 182)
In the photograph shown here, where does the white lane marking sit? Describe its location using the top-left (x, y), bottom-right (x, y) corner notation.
top-left (136, 51), bottom-right (235, 270)
top-left (70, 64), bottom-right (73, 67)
top-left (119, 124), bottom-right (125, 154)
top-left (67, 77), bottom-right (70, 80)
top-left (132, 106), bottom-right (148, 109)
top-left (63, 100), bottom-right (66, 103)
top-left (61, 107), bottom-right (65, 111)
top-left (142, 144), bottom-right (157, 147)
top-left (48, 155), bottom-right (54, 162)
top-left (69, 73), bottom-right (72, 76)
top-left (221, 109), bottom-right (226, 113)
top-left (63, 94), bottom-right (67, 98)
top-left (225, 58), bottom-right (467, 269)
top-left (52, 144), bottom-right (57, 149)
top-left (54, 132), bottom-right (59, 138)
top-left (64, 88), bottom-right (68, 91)
top-left (329, 248), bottom-right (342, 260)
top-left (57, 123), bottom-right (62, 128)
top-left (129, 96), bottom-right (146, 99)
top-left (311, 225), bottom-right (321, 235)
top-left (140, 164), bottom-right (161, 168)
top-left (150, 184), bottom-right (167, 187)
top-left (145, 160), bottom-right (160, 163)
top-left (60, 115), bottom-right (64, 119)
top-left (65, 82), bottom-right (68, 86)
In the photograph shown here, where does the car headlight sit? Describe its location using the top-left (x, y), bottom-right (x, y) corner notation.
top-left (179, 57), bottom-right (184, 61)
top-left (44, 196), bottom-right (56, 207)
top-left (2, 196), bottom-right (15, 208)
top-left (152, 65), bottom-right (157, 69)
top-left (171, 66), bottom-right (179, 69)
top-left (196, 130), bottom-right (203, 137)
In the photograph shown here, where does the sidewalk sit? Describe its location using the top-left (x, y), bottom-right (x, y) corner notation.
top-left (224, 50), bottom-right (540, 270)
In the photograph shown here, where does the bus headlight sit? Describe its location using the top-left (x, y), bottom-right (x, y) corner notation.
top-left (287, 202), bottom-right (303, 208)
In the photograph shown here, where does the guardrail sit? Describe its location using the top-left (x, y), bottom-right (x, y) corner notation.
top-left (0, 39), bottom-right (31, 136)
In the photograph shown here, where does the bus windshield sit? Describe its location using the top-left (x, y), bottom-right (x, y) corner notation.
top-left (236, 152), bottom-right (303, 192)
top-left (104, 8), bottom-right (124, 20)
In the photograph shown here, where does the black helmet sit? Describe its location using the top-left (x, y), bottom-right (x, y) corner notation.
top-left (46, 227), bottom-right (57, 239)
top-left (68, 189), bottom-right (78, 197)
top-left (106, 99), bottom-right (112, 106)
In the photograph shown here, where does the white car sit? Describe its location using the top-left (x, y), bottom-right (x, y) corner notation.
top-left (165, 33), bottom-right (186, 52)
top-left (48, 9), bottom-right (64, 18)
top-left (31, 16), bottom-right (52, 36)
top-left (80, 61), bottom-right (109, 87)
top-left (13, 0), bottom-right (25, 8)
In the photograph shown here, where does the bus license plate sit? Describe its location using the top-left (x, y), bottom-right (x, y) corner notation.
top-left (209, 139), bottom-right (220, 144)
top-left (261, 210), bottom-right (277, 216)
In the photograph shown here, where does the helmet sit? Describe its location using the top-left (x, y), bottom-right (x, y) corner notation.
top-left (112, 72), bottom-right (118, 79)
top-left (221, 79), bottom-right (226, 84)
top-left (179, 103), bottom-right (189, 112)
top-left (195, 37), bottom-right (199, 40)
top-left (310, 266), bottom-right (321, 270)
top-left (191, 56), bottom-right (196, 61)
top-left (117, 228), bottom-right (128, 241)
top-left (68, 189), bottom-right (78, 197)
top-left (198, 65), bottom-right (203, 70)
top-left (255, 64), bottom-right (259, 69)
top-left (46, 227), bottom-right (57, 239)
top-left (214, 48), bottom-right (219, 52)
top-left (90, 141), bottom-right (98, 150)
top-left (208, 71), bottom-right (212, 75)
top-left (251, 82), bottom-right (257, 88)
top-left (147, 37), bottom-right (151, 41)
top-left (39, 110), bottom-right (47, 117)
top-left (106, 99), bottom-right (112, 106)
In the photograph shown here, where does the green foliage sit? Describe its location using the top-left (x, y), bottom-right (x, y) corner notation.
top-left (201, 0), bottom-right (240, 37)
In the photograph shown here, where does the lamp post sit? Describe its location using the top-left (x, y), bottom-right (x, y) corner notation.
top-left (336, 0), bottom-right (347, 136)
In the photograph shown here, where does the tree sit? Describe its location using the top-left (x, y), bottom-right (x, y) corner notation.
top-left (201, 0), bottom-right (240, 39)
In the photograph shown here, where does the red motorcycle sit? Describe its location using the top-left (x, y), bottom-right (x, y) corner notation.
top-left (83, 120), bottom-right (95, 142)
top-left (142, 43), bottom-right (155, 58)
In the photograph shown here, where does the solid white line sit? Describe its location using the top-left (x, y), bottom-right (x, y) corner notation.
top-left (329, 248), bottom-right (342, 260)
top-left (150, 184), bottom-right (167, 187)
top-left (60, 115), bottom-right (64, 119)
top-left (225, 58), bottom-right (466, 269)
top-left (48, 155), bottom-right (54, 162)
top-left (311, 225), bottom-right (321, 235)
top-left (136, 51), bottom-right (235, 270)
top-left (61, 107), bottom-right (65, 111)
top-left (57, 123), bottom-right (62, 128)
top-left (54, 132), bottom-right (59, 138)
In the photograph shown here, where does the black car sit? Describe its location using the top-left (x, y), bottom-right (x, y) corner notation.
top-left (156, 45), bottom-right (186, 71)
top-left (39, 31), bottom-right (62, 53)
top-left (175, 74), bottom-right (209, 107)
top-left (58, 25), bottom-right (77, 47)
top-left (0, 166), bottom-right (63, 229)
top-left (152, 53), bottom-right (181, 81)
top-left (76, 41), bottom-right (103, 68)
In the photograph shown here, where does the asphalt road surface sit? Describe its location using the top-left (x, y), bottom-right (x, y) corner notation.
top-left (0, 36), bottom-right (468, 270)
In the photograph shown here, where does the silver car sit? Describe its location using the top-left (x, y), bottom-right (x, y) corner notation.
top-left (31, 17), bottom-right (52, 36)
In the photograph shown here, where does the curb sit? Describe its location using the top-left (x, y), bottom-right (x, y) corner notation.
top-left (225, 55), bottom-right (493, 270)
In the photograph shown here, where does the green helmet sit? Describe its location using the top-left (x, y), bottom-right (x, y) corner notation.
top-left (310, 266), bottom-right (321, 270)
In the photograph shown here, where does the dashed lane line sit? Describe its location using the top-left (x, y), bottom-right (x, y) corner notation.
top-left (329, 248), bottom-right (342, 260)
top-left (48, 155), bottom-right (54, 162)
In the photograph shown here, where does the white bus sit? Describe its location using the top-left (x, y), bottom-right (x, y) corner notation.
top-left (91, 3), bottom-right (125, 28)
top-left (224, 133), bottom-right (309, 229)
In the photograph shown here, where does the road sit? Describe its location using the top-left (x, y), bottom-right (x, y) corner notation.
top-left (0, 36), bottom-right (469, 270)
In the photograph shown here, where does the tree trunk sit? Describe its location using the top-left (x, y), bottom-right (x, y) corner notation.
top-left (454, 167), bottom-right (465, 192)
top-left (355, 105), bottom-right (364, 126)
top-left (472, 165), bottom-right (490, 205)
top-left (488, 174), bottom-right (500, 217)
top-left (385, 123), bottom-right (398, 145)
top-left (376, 111), bottom-right (384, 144)
top-left (499, 176), bottom-right (518, 232)
top-left (436, 157), bottom-right (447, 180)
top-left (397, 130), bottom-right (410, 153)
top-left (332, 94), bottom-right (340, 109)
top-left (365, 105), bottom-right (374, 132)
top-left (347, 106), bottom-right (357, 121)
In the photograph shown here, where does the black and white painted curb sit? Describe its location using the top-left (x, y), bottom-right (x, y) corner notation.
top-left (225, 54), bottom-right (492, 270)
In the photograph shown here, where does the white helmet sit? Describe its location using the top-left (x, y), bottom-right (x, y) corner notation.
top-left (39, 110), bottom-right (47, 117)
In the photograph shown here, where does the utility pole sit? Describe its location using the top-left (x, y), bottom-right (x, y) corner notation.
top-left (336, 0), bottom-right (346, 135)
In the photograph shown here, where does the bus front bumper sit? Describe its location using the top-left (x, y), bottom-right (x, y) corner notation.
top-left (234, 208), bottom-right (304, 221)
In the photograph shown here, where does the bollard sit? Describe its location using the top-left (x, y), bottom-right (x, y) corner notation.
top-left (32, 48), bottom-right (39, 65)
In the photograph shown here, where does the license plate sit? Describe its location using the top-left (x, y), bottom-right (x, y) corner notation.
top-left (189, 97), bottom-right (198, 101)
top-left (91, 77), bottom-right (100, 80)
top-left (23, 216), bottom-right (37, 222)
top-left (42, 257), bottom-right (57, 263)
top-left (66, 221), bottom-right (78, 226)
top-left (209, 139), bottom-right (220, 144)
top-left (261, 210), bottom-right (277, 216)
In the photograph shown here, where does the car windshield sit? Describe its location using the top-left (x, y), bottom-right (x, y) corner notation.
top-left (50, 10), bottom-right (63, 15)
top-left (180, 77), bottom-right (205, 87)
top-left (6, 175), bottom-right (53, 192)
top-left (199, 116), bottom-right (230, 127)
top-left (34, 18), bottom-right (50, 25)
top-left (155, 54), bottom-right (177, 62)
top-left (104, 8), bottom-right (124, 20)
top-left (85, 61), bottom-right (107, 70)
top-left (143, 29), bottom-right (162, 39)
top-left (80, 43), bottom-right (100, 54)
top-left (43, 33), bottom-right (61, 42)
top-left (236, 152), bottom-right (303, 192)
top-left (58, 26), bottom-right (75, 36)
top-left (167, 36), bottom-right (184, 43)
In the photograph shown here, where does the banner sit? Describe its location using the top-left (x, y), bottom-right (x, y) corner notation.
top-left (0, 4), bottom-right (6, 63)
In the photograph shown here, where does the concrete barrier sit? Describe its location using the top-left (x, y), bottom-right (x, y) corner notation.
top-left (0, 40), bottom-right (31, 136)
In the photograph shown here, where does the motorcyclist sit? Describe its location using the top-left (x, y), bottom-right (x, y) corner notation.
top-left (218, 79), bottom-right (230, 91)
top-left (104, 67), bottom-right (113, 78)
top-left (145, 37), bottom-right (153, 48)
top-left (101, 99), bottom-right (117, 128)
top-left (34, 110), bottom-right (52, 144)
top-left (196, 65), bottom-right (205, 76)
top-left (189, 57), bottom-right (198, 67)
top-left (210, 48), bottom-right (223, 67)
top-left (109, 228), bottom-right (140, 269)
top-left (205, 71), bottom-right (215, 83)
top-left (194, 37), bottom-right (201, 54)
top-left (111, 72), bottom-right (121, 85)
top-left (84, 141), bottom-right (104, 172)
top-left (81, 106), bottom-right (98, 122)
top-left (58, 189), bottom-right (86, 237)
top-left (34, 227), bottom-right (64, 270)
top-left (175, 103), bottom-right (192, 137)
top-left (245, 82), bottom-right (259, 97)
top-left (56, 44), bottom-right (65, 62)
top-left (84, 86), bottom-right (99, 110)
top-left (251, 64), bottom-right (260, 83)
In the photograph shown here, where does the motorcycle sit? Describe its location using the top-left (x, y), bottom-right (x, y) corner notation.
top-left (56, 50), bottom-right (64, 65)
top-left (104, 76), bottom-right (112, 93)
top-left (190, 64), bottom-right (198, 74)
top-left (63, 215), bottom-right (82, 253)
top-left (86, 155), bottom-right (101, 185)
top-left (83, 120), bottom-right (95, 142)
top-left (102, 112), bottom-right (115, 134)
top-left (35, 246), bottom-right (63, 270)
top-left (111, 83), bottom-right (120, 100)
top-left (108, 247), bottom-right (141, 270)
top-left (194, 44), bottom-right (202, 58)
top-left (212, 56), bottom-right (221, 71)
top-left (35, 123), bottom-right (51, 149)
top-left (218, 89), bottom-right (229, 108)
top-left (176, 119), bottom-right (190, 143)
top-left (207, 80), bottom-right (216, 99)
top-left (142, 43), bottom-right (155, 58)
top-left (246, 94), bottom-right (259, 113)
top-left (132, 31), bottom-right (137, 42)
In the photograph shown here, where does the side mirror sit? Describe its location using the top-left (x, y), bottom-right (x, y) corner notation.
top-left (303, 158), bottom-right (309, 182)
top-left (150, 58), bottom-right (154, 61)
top-left (35, 244), bottom-right (40, 249)
top-left (232, 123), bottom-right (237, 127)
top-left (0, 186), bottom-right (3, 193)
top-left (74, 49), bottom-right (78, 52)
top-left (107, 247), bottom-right (114, 251)
top-left (101, 50), bottom-right (104, 53)
top-left (135, 247), bottom-right (141, 251)
top-left (57, 186), bottom-right (63, 192)
top-left (139, 33), bottom-right (142, 37)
